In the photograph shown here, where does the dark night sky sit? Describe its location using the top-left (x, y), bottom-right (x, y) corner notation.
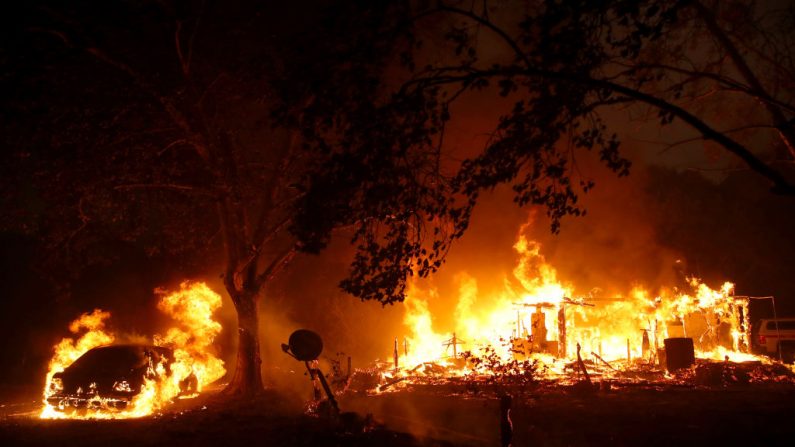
top-left (1, 0), bottom-right (794, 394)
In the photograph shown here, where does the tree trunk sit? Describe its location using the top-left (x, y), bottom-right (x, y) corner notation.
top-left (224, 290), bottom-right (264, 395)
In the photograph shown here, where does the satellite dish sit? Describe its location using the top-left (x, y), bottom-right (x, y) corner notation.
top-left (287, 329), bottom-right (323, 361)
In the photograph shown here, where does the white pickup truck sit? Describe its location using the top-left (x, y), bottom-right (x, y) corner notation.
top-left (756, 318), bottom-right (795, 362)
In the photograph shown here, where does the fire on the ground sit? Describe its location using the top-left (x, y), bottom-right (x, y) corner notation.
top-left (372, 232), bottom-right (794, 391)
top-left (39, 237), bottom-right (794, 419)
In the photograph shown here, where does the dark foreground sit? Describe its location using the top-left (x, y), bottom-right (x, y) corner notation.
top-left (343, 384), bottom-right (795, 446)
top-left (0, 388), bottom-right (448, 447)
top-left (2, 385), bottom-right (795, 447)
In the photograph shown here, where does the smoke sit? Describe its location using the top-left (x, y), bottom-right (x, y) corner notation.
top-left (521, 155), bottom-right (684, 295)
top-left (261, 237), bottom-right (405, 393)
top-left (258, 153), bottom-right (692, 373)
top-left (386, 161), bottom-right (685, 341)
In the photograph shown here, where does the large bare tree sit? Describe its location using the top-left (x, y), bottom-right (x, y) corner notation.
top-left (0, 1), bottom-right (448, 395)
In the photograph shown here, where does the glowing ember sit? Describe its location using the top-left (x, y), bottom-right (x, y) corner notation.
top-left (40, 281), bottom-right (225, 419)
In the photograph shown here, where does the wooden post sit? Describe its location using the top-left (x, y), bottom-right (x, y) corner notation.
top-left (576, 343), bottom-right (591, 384)
top-left (393, 337), bottom-right (399, 372)
top-left (515, 311), bottom-right (520, 339)
top-left (627, 338), bottom-right (631, 362)
top-left (653, 319), bottom-right (659, 351)
top-left (557, 305), bottom-right (567, 358)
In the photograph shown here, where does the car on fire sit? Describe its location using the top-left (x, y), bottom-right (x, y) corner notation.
top-left (46, 344), bottom-right (197, 412)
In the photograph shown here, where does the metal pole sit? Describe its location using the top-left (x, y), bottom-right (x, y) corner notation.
top-left (304, 361), bottom-right (321, 400)
top-left (314, 369), bottom-right (339, 414)
top-left (772, 296), bottom-right (783, 362)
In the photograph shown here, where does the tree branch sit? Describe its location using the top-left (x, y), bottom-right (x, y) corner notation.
top-left (174, 0), bottom-right (205, 77)
top-left (405, 64), bottom-right (794, 193)
top-left (692, 0), bottom-right (795, 160)
top-left (408, 4), bottom-right (795, 195)
top-left (435, 4), bottom-right (532, 68)
top-left (29, 25), bottom-right (211, 163)
top-left (251, 132), bottom-right (300, 248)
top-left (113, 183), bottom-right (217, 196)
top-left (610, 61), bottom-right (795, 115)
top-left (237, 214), bottom-right (293, 287)
top-left (175, 20), bottom-right (189, 76)
top-left (256, 246), bottom-right (297, 286)
top-left (217, 197), bottom-right (241, 296)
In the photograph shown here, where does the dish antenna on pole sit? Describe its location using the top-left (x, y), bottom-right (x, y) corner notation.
top-left (282, 329), bottom-right (324, 361)
top-left (282, 329), bottom-right (338, 414)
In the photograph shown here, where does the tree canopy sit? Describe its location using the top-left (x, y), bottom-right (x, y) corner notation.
top-left (286, 0), bottom-right (795, 303)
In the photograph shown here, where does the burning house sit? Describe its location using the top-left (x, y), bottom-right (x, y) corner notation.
top-left (377, 234), bottom-right (765, 388)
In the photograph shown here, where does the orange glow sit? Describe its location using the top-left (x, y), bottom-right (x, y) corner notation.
top-left (40, 281), bottom-right (225, 419)
top-left (390, 226), bottom-right (764, 383)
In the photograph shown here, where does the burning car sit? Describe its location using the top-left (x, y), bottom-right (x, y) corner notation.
top-left (46, 344), bottom-right (197, 413)
top-left (40, 283), bottom-right (226, 419)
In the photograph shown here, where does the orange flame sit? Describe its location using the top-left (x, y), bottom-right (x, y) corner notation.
top-left (41, 309), bottom-right (115, 414)
top-left (40, 281), bottom-right (225, 419)
top-left (393, 230), bottom-right (765, 381)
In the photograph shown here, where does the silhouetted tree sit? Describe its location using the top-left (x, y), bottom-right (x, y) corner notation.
top-left (0, 1), bottom-right (429, 396)
top-left (286, 0), bottom-right (795, 304)
top-left (298, 0), bottom-right (795, 256)
top-left (4, 0), bottom-right (795, 398)
top-left (1, 1), bottom-right (308, 395)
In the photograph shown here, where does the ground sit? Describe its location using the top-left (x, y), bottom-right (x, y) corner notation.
top-left (2, 382), bottom-right (795, 446)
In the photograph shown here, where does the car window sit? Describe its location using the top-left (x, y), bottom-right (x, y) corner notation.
top-left (68, 346), bottom-right (146, 375)
top-left (765, 321), bottom-right (795, 330)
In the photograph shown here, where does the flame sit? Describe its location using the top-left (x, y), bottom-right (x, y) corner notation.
top-left (40, 281), bottom-right (226, 419)
top-left (401, 281), bottom-right (447, 367)
top-left (153, 281), bottom-right (225, 394)
top-left (398, 234), bottom-right (575, 371)
top-left (40, 309), bottom-right (115, 418)
top-left (391, 227), bottom-right (766, 383)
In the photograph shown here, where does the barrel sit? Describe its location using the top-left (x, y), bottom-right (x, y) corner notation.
top-left (663, 337), bottom-right (695, 372)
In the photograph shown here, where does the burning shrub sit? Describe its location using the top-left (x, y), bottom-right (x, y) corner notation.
top-left (462, 338), bottom-right (547, 390)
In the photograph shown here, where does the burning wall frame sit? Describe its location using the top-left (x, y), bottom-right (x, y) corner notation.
top-left (507, 294), bottom-right (752, 364)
